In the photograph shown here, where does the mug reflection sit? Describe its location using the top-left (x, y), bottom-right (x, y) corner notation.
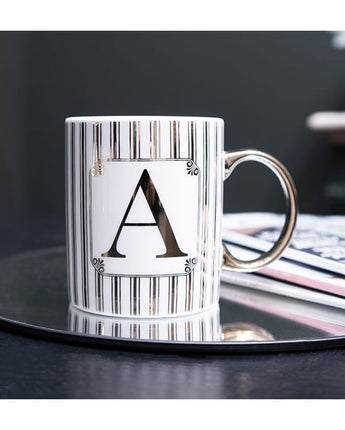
top-left (68, 305), bottom-right (222, 342)
top-left (69, 305), bottom-right (275, 343)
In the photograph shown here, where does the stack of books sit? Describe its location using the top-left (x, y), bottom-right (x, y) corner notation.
top-left (222, 212), bottom-right (345, 310)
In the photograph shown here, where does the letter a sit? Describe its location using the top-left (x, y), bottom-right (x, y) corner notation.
top-left (102, 169), bottom-right (187, 258)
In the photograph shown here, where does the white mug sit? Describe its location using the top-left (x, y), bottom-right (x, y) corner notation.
top-left (65, 116), bottom-right (297, 318)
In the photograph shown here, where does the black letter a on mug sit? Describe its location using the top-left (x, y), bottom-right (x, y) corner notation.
top-left (102, 169), bottom-right (187, 258)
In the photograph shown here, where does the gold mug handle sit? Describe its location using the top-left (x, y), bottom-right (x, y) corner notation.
top-left (222, 150), bottom-right (298, 272)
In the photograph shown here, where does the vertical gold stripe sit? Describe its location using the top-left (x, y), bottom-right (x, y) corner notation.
top-left (110, 121), bottom-right (114, 159)
top-left (129, 122), bottom-right (132, 159)
top-left (94, 122), bottom-right (102, 164)
top-left (173, 121), bottom-right (177, 158)
top-left (119, 277), bottom-right (122, 314)
top-left (83, 122), bottom-right (89, 308)
top-left (136, 278), bottom-right (139, 315)
top-left (193, 120), bottom-right (197, 162)
top-left (169, 121), bottom-right (172, 157)
top-left (71, 122), bottom-right (79, 305)
top-left (199, 121), bottom-right (207, 310)
top-left (117, 122), bottom-right (121, 158)
top-left (111, 121), bottom-right (119, 159)
top-left (101, 274), bottom-right (104, 312)
top-left (80, 122), bottom-right (89, 309)
top-left (187, 120), bottom-right (196, 160)
top-left (170, 276), bottom-right (175, 314)
top-left (152, 277), bottom-right (157, 315)
top-left (133, 278), bottom-right (138, 315)
top-left (94, 122), bottom-right (99, 162)
top-left (187, 121), bottom-right (191, 159)
top-left (111, 277), bottom-right (114, 314)
top-left (189, 270), bottom-right (194, 310)
top-left (133, 121), bottom-right (137, 159)
top-left (153, 120), bottom-right (158, 158)
top-left (170, 322), bottom-right (176, 341)
top-left (190, 121), bottom-right (195, 161)
top-left (157, 277), bottom-right (160, 314)
top-left (186, 274), bottom-right (192, 311)
top-left (185, 276), bottom-right (188, 312)
top-left (79, 123), bottom-right (85, 307)
top-left (94, 270), bottom-right (97, 311)
top-left (149, 121), bottom-right (153, 158)
top-left (169, 276), bottom-right (171, 314)
top-left (201, 121), bottom-right (208, 307)
top-left (177, 121), bottom-right (180, 158)
top-left (96, 272), bottom-right (101, 312)
top-left (158, 121), bottom-right (161, 158)
top-left (170, 121), bottom-right (178, 158)
top-left (132, 323), bottom-right (139, 339)
top-left (169, 121), bottom-right (172, 158)
top-left (115, 277), bottom-right (119, 314)
top-left (148, 277), bottom-right (151, 316)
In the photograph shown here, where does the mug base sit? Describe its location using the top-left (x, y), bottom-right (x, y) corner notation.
top-left (70, 301), bottom-right (220, 320)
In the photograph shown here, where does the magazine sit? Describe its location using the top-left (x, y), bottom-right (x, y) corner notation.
top-left (220, 284), bottom-right (345, 335)
top-left (223, 212), bottom-right (345, 275)
top-left (221, 269), bottom-right (345, 310)
top-left (224, 244), bottom-right (345, 297)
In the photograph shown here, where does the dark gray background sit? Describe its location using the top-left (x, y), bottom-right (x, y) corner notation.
top-left (1, 31), bottom-right (345, 223)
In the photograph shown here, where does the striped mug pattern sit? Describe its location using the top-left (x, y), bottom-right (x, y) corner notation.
top-left (66, 115), bottom-right (297, 317)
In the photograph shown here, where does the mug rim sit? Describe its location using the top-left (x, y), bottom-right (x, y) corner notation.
top-left (65, 115), bottom-right (224, 123)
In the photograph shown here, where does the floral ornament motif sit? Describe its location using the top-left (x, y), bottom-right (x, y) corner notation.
top-left (184, 257), bottom-right (197, 273)
top-left (186, 160), bottom-right (199, 176)
top-left (92, 258), bottom-right (105, 274)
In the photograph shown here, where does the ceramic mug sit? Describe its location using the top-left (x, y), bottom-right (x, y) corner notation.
top-left (65, 116), bottom-right (297, 318)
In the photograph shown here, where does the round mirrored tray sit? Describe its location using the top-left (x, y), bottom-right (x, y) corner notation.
top-left (1, 247), bottom-right (345, 353)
